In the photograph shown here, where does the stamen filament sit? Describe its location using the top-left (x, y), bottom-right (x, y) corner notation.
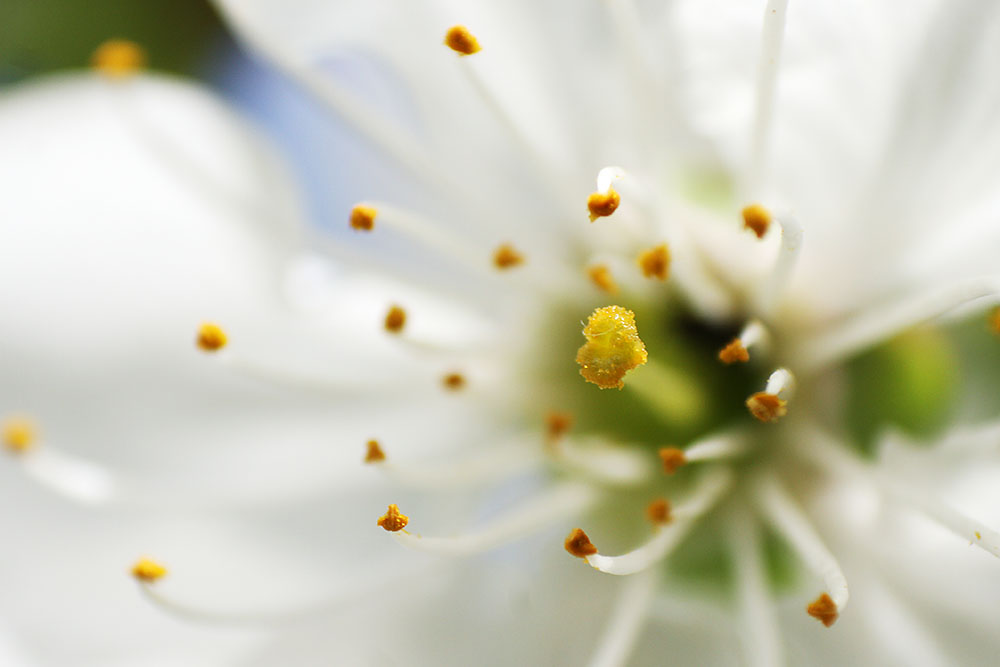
top-left (368, 440), bottom-right (543, 490)
top-left (682, 432), bottom-right (748, 465)
top-left (548, 437), bottom-right (655, 486)
top-left (746, 368), bottom-right (794, 423)
top-left (756, 214), bottom-right (803, 316)
top-left (19, 446), bottom-right (116, 505)
top-left (720, 319), bottom-right (770, 364)
top-left (588, 568), bottom-right (658, 667)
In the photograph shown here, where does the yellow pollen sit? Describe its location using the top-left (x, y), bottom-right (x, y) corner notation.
top-left (746, 392), bottom-right (787, 423)
top-left (806, 593), bottom-right (839, 627)
top-left (493, 244), bottom-right (525, 270)
top-left (742, 204), bottom-right (772, 239)
top-left (564, 528), bottom-right (598, 558)
top-left (587, 264), bottom-right (619, 294)
top-left (444, 25), bottom-right (481, 55)
top-left (718, 338), bottom-right (750, 364)
top-left (990, 307), bottom-right (1000, 336)
top-left (2, 417), bottom-right (36, 453)
top-left (637, 244), bottom-right (670, 280)
top-left (658, 447), bottom-right (686, 475)
top-left (384, 305), bottom-right (407, 333)
top-left (131, 557), bottom-right (167, 583)
top-left (575, 306), bottom-right (648, 389)
top-left (364, 439), bottom-right (386, 463)
top-left (91, 39), bottom-right (146, 78)
top-left (349, 205), bottom-right (377, 231)
top-left (196, 323), bottom-right (228, 352)
top-left (377, 504), bottom-right (409, 532)
top-left (645, 498), bottom-right (672, 525)
top-left (587, 187), bottom-right (621, 222)
top-left (442, 372), bottom-right (467, 391)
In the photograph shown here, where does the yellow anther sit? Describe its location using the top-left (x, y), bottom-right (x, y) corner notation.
top-left (564, 528), bottom-right (598, 558)
top-left (746, 392), bottom-right (787, 423)
top-left (645, 498), bottom-right (672, 525)
top-left (587, 187), bottom-right (621, 222)
top-left (91, 39), bottom-right (146, 78)
top-left (990, 307), bottom-right (1000, 336)
top-left (196, 323), bottom-right (227, 352)
top-left (442, 372), bottom-right (467, 391)
top-left (384, 305), bottom-right (407, 333)
top-left (587, 264), bottom-right (619, 294)
top-left (377, 504), bottom-right (409, 532)
top-left (349, 205), bottom-right (377, 231)
top-left (807, 593), bottom-right (839, 627)
top-left (444, 25), bottom-right (481, 55)
top-left (364, 439), bottom-right (386, 463)
top-left (493, 244), bottom-right (525, 270)
top-left (545, 411), bottom-right (573, 443)
top-left (658, 447), bottom-right (686, 474)
top-left (718, 338), bottom-right (750, 364)
top-left (637, 244), bottom-right (670, 280)
top-left (131, 557), bottom-right (167, 583)
top-left (2, 417), bottom-right (36, 453)
top-left (575, 306), bottom-right (648, 389)
top-left (742, 204), bottom-right (772, 239)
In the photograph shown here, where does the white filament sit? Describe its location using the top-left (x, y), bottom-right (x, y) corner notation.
top-left (371, 441), bottom-right (542, 490)
top-left (756, 214), bottom-right (803, 316)
top-left (745, 0), bottom-right (790, 197)
top-left (763, 367), bottom-right (795, 398)
top-left (738, 319), bottom-right (770, 355)
top-left (549, 437), bottom-right (655, 487)
top-left (682, 432), bottom-right (748, 465)
top-left (19, 447), bottom-right (116, 505)
top-left (588, 568), bottom-right (658, 667)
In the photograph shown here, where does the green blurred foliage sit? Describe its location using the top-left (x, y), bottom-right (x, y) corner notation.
top-left (0, 0), bottom-right (226, 83)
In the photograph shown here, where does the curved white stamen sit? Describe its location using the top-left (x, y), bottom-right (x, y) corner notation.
top-left (683, 432), bottom-right (748, 465)
top-left (753, 474), bottom-right (849, 612)
top-left (549, 437), bottom-right (655, 487)
top-left (588, 567), bottom-right (658, 667)
top-left (371, 441), bottom-right (542, 490)
top-left (739, 319), bottom-right (770, 354)
top-left (794, 276), bottom-right (1000, 372)
top-left (596, 166), bottom-right (627, 194)
top-left (745, 0), bottom-right (790, 197)
top-left (756, 214), bottom-right (803, 316)
top-left (586, 469), bottom-right (733, 575)
top-left (391, 482), bottom-right (598, 557)
top-left (19, 447), bottom-right (116, 505)
top-left (215, 351), bottom-right (402, 396)
top-left (728, 504), bottom-right (785, 667)
top-left (764, 367), bottom-right (795, 397)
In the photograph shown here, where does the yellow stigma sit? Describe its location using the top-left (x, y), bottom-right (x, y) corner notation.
top-left (493, 244), bottom-right (525, 270)
top-left (658, 447), bottom-right (686, 475)
top-left (746, 392), bottom-right (787, 423)
top-left (807, 593), bottom-right (839, 627)
top-left (444, 25), bottom-right (481, 55)
top-left (564, 528), bottom-right (598, 558)
top-left (91, 39), bottom-right (146, 78)
top-left (742, 204), bottom-right (772, 239)
top-left (990, 307), bottom-right (1000, 336)
top-left (645, 498), bottom-right (672, 525)
top-left (442, 372), bottom-right (467, 391)
top-left (587, 264), bottom-right (619, 294)
top-left (384, 305), bottom-right (407, 333)
top-left (377, 504), bottom-right (409, 532)
top-left (718, 338), bottom-right (750, 364)
top-left (364, 439), bottom-right (386, 463)
top-left (349, 204), bottom-right (377, 231)
top-left (587, 187), bottom-right (620, 222)
top-left (131, 557), bottom-right (167, 583)
top-left (196, 323), bottom-right (227, 352)
top-left (637, 244), bottom-right (670, 280)
top-left (2, 417), bottom-right (36, 453)
top-left (575, 306), bottom-right (648, 389)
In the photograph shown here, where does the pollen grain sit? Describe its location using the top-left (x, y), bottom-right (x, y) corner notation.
top-left (131, 557), bottom-right (167, 583)
top-left (806, 593), bottom-right (839, 627)
top-left (746, 392), bottom-right (787, 423)
top-left (742, 204), bottom-right (772, 239)
top-left (384, 305), bottom-right (407, 333)
top-left (645, 498), bottom-right (672, 525)
top-left (587, 188), bottom-right (621, 222)
top-left (718, 338), bottom-right (750, 364)
top-left (92, 39), bottom-right (146, 77)
top-left (444, 26), bottom-right (481, 55)
top-left (493, 244), bottom-right (525, 270)
top-left (658, 447), bottom-right (686, 475)
top-left (637, 244), bottom-right (670, 280)
top-left (2, 417), bottom-right (36, 453)
top-left (587, 264), bottom-right (619, 294)
top-left (196, 323), bottom-right (228, 352)
top-left (564, 528), bottom-right (598, 558)
top-left (364, 439), bottom-right (386, 463)
top-left (377, 504), bottom-right (409, 532)
top-left (349, 205), bottom-right (377, 231)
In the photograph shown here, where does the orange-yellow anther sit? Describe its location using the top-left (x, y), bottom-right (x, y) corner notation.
top-left (742, 204), bottom-right (772, 239)
top-left (92, 39), bottom-right (146, 78)
top-left (658, 447), bottom-right (686, 474)
top-left (384, 305), bottom-right (407, 333)
top-left (587, 264), bottom-right (619, 294)
top-left (349, 205), bottom-right (377, 231)
top-left (564, 528), bottom-right (598, 558)
top-left (444, 26), bottom-right (481, 55)
top-left (990, 307), bottom-right (1000, 336)
top-left (377, 504), bottom-right (409, 532)
top-left (575, 306), bottom-right (648, 389)
top-left (746, 392), bottom-right (787, 423)
top-left (637, 244), bottom-right (670, 280)
top-left (807, 593), bottom-right (839, 627)
top-left (718, 338), bottom-right (750, 364)
top-left (493, 244), bottom-right (525, 270)
top-left (196, 323), bottom-right (227, 352)
top-left (442, 372), bottom-right (466, 391)
top-left (131, 557), bottom-right (167, 583)
top-left (587, 188), bottom-right (621, 222)
top-left (364, 439), bottom-right (386, 463)
top-left (645, 498), bottom-right (672, 525)
top-left (545, 411), bottom-right (573, 443)
top-left (2, 417), bottom-right (36, 453)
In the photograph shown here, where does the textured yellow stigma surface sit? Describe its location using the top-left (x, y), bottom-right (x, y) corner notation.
top-left (576, 306), bottom-right (648, 389)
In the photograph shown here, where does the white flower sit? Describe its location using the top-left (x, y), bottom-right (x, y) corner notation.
top-left (3, 1), bottom-right (1000, 665)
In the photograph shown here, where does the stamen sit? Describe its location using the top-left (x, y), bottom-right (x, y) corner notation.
top-left (91, 39), bottom-right (146, 78)
top-left (991, 307), bottom-right (1000, 335)
top-left (719, 320), bottom-right (769, 364)
top-left (131, 557), bottom-right (168, 583)
top-left (587, 167), bottom-right (626, 222)
top-left (492, 244), bottom-right (525, 270)
top-left (2, 417), bottom-right (36, 453)
top-left (576, 306), bottom-right (648, 389)
top-left (645, 499), bottom-right (672, 525)
top-left (368, 440), bottom-right (542, 490)
top-left (756, 214), bottom-right (803, 316)
top-left (363, 439), bottom-right (386, 463)
top-left (658, 447), bottom-right (686, 475)
top-left (443, 25), bottom-right (481, 56)
top-left (196, 323), bottom-right (228, 352)
top-left (442, 372), bottom-right (466, 391)
top-left (636, 244), bottom-right (670, 280)
top-left (18, 444), bottom-right (116, 505)
top-left (565, 528), bottom-right (599, 558)
top-left (746, 368), bottom-right (794, 423)
top-left (744, 0), bottom-right (790, 196)
top-left (549, 437), bottom-right (655, 486)
top-left (587, 264), bottom-right (620, 294)
top-left (348, 204), bottom-right (377, 231)
top-left (384, 305), bottom-right (407, 334)
top-left (390, 482), bottom-right (598, 557)
top-left (718, 339), bottom-right (749, 364)
top-left (377, 504), bottom-right (409, 532)
top-left (588, 568), bottom-right (658, 667)
top-left (753, 474), bottom-right (849, 626)
top-left (741, 204), bottom-right (772, 239)
top-left (583, 469), bottom-right (733, 575)
top-left (683, 432), bottom-right (749, 465)
top-left (545, 412), bottom-right (573, 443)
